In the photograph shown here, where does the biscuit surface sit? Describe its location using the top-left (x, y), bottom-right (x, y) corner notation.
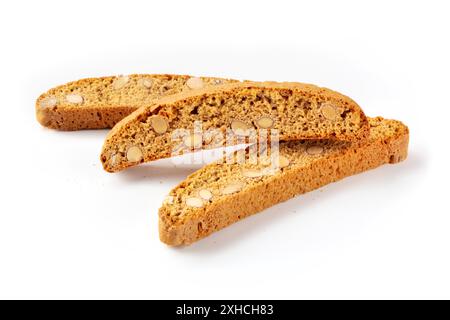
top-left (100, 81), bottom-right (369, 172)
top-left (158, 117), bottom-right (409, 246)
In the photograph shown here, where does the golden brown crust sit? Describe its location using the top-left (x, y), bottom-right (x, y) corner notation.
top-left (158, 117), bottom-right (409, 246)
top-left (101, 81), bottom-right (369, 173)
top-left (35, 74), bottom-right (237, 130)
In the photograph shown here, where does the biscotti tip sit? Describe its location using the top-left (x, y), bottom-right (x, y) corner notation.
top-left (35, 74), bottom-right (239, 130)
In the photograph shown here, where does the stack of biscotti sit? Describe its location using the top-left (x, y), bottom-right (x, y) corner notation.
top-left (36, 75), bottom-right (409, 246)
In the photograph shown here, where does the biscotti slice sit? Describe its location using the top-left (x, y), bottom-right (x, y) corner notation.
top-left (100, 81), bottom-right (369, 172)
top-left (36, 74), bottom-right (237, 130)
top-left (159, 117), bottom-right (409, 246)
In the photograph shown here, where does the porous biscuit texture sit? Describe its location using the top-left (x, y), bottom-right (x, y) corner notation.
top-left (100, 81), bottom-right (369, 173)
top-left (158, 117), bottom-right (409, 246)
top-left (35, 74), bottom-right (237, 130)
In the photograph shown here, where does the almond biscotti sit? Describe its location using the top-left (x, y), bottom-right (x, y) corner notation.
top-left (100, 81), bottom-right (369, 173)
top-left (159, 117), bottom-right (409, 246)
top-left (36, 74), bottom-right (237, 130)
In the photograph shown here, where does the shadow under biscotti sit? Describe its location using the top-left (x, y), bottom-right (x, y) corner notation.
top-left (116, 160), bottom-right (204, 184)
top-left (170, 149), bottom-right (427, 255)
top-left (113, 146), bottom-right (244, 184)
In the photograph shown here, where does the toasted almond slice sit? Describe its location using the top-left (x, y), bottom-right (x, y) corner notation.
top-left (151, 115), bottom-right (169, 134)
top-left (260, 156), bottom-right (272, 166)
top-left (198, 189), bottom-right (213, 201)
top-left (141, 78), bottom-right (153, 88)
top-left (110, 153), bottom-right (118, 166)
top-left (278, 155), bottom-right (290, 168)
top-left (40, 96), bottom-right (57, 108)
top-left (213, 79), bottom-right (223, 85)
top-left (183, 134), bottom-right (202, 148)
top-left (306, 145), bottom-right (324, 155)
top-left (66, 94), bottom-right (83, 104)
top-left (113, 75), bottom-right (129, 89)
top-left (126, 146), bottom-right (143, 162)
top-left (261, 167), bottom-right (277, 176)
top-left (186, 197), bottom-right (204, 208)
top-left (321, 103), bottom-right (338, 121)
top-left (231, 120), bottom-right (252, 136)
top-left (242, 168), bottom-right (264, 178)
top-left (186, 77), bottom-right (204, 89)
top-left (256, 116), bottom-right (274, 129)
top-left (164, 195), bottom-right (174, 205)
top-left (222, 182), bottom-right (244, 195)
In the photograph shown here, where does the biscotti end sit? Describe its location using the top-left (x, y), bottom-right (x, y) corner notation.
top-left (36, 74), bottom-right (238, 130)
top-left (159, 207), bottom-right (198, 246)
top-left (367, 116), bottom-right (409, 163)
top-left (101, 81), bottom-right (370, 173)
top-left (36, 92), bottom-right (136, 130)
top-left (158, 117), bottom-right (409, 246)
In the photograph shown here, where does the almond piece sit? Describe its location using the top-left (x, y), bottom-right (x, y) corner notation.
top-left (256, 116), bottom-right (274, 129)
top-left (260, 156), bottom-right (272, 166)
top-left (321, 103), bottom-right (338, 121)
top-left (186, 77), bottom-right (204, 89)
top-left (110, 153), bottom-right (118, 166)
top-left (113, 75), bottom-right (129, 89)
top-left (186, 197), bottom-right (204, 208)
top-left (261, 167), bottom-right (277, 176)
top-left (126, 146), bottom-right (143, 162)
top-left (141, 78), bottom-right (153, 88)
top-left (66, 94), bottom-right (83, 104)
top-left (198, 189), bottom-right (213, 201)
top-left (278, 155), bottom-right (290, 168)
top-left (231, 120), bottom-right (252, 136)
top-left (242, 168), bottom-right (264, 178)
top-left (306, 145), bottom-right (324, 155)
top-left (151, 116), bottom-right (169, 134)
top-left (40, 96), bottom-right (57, 108)
top-left (183, 134), bottom-right (202, 148)
top-left (222, 182), bottom-right (244, 195)
top-left (164, 195), bottom-right (174, 205)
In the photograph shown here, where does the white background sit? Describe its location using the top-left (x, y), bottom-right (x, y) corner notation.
top-left (0, 0), bottom-right (449, 299)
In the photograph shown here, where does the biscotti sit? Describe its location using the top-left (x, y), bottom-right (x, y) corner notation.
top-left (158, 117), bottom-right (409, 246)
top-left (100, 81), bottom-right (369, 173)
top-left (36, 74), bottom-right (237, 130)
